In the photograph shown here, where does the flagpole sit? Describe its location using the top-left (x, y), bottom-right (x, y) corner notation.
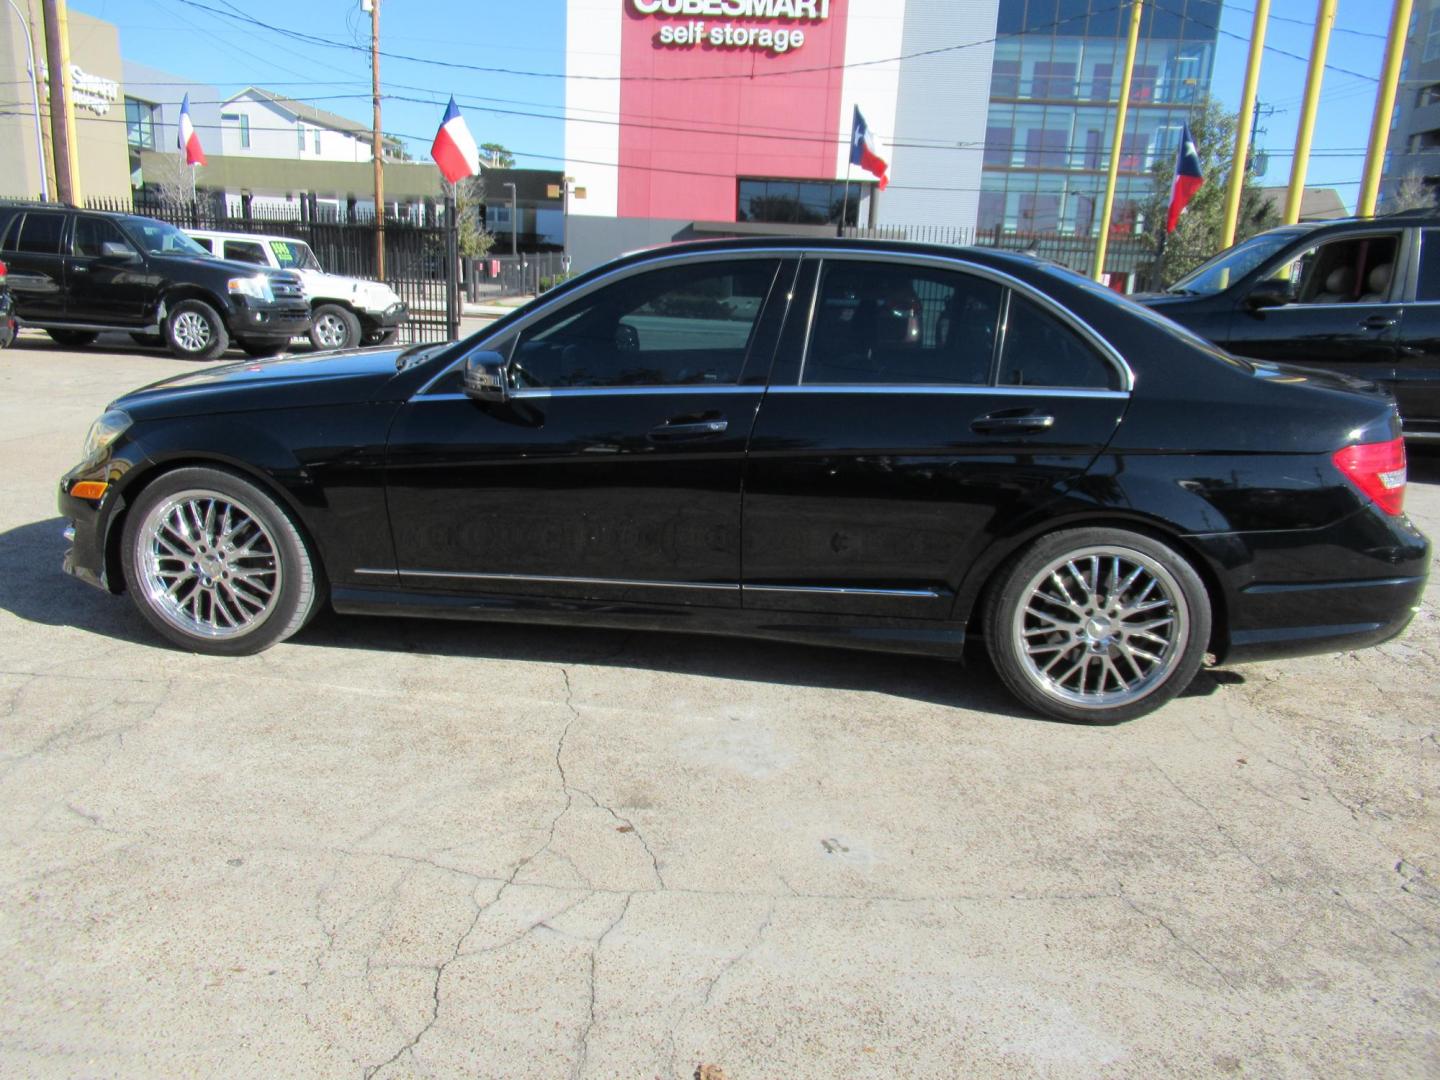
top-left (838, 156), bottom-right (852, 239)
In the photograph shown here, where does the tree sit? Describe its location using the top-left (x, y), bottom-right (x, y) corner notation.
top-left (1380, 171), bottom-right (1436, 215)
top-left (479, 143), bottom-right (515, 169)
top-left (454, 175), bottom-right (495, 260)
top-left (1135, 97), bottom-right (1279, 288)
top-left (145, 152), bottom-right (197, 206)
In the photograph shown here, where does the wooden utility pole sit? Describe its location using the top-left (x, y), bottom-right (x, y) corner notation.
top-left (40, 0), bottom-right (73, 204)
top-left (369, 0), bottom-right (385, 278)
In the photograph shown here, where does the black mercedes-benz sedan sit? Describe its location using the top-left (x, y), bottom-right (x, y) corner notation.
top-left (58, 238), bottom-right (1430, 723)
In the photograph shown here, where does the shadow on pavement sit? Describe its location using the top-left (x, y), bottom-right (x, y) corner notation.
top-left (1408, 443), bottom-right (1440, 485)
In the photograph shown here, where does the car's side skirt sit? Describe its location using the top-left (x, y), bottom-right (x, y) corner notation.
top-left (329, 585), bottom-right (968, 660)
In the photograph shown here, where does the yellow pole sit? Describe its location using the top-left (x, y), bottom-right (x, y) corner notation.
top-left (1357, 0), bottom-right (1413, 216)
top-left (1283, 0), bottom-right (1336, 224)
top-left (56, 0), bottom-right (80, 204)
top-left (1220, 0), bottom-right (1270, 248)
top-left (1092, 0), bottom-right (1144, 283)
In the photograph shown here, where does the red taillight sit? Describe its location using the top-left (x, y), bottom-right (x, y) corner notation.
top-left (1333, 437), bottom-right (1407, 516)
top-left (0, 258), bottom-right (7, 279)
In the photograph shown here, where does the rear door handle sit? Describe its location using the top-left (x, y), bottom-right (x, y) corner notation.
top-left (971, 412), bottom-right (1055, 434)
top-left (1363, 315), bottom-right (1396, 330)
top-left (70, 264), bottom-right (88, 273)
top-left (648, 418), bottom-right (728, 442)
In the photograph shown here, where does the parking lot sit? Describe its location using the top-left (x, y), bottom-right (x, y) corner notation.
top-left (1, 331), bottom-right (1436, 1077)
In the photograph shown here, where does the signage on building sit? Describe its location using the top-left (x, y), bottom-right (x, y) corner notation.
top-left (629, 0), bottom-right (830, 55)
top-left (39, 63), bottom-right (120, 116)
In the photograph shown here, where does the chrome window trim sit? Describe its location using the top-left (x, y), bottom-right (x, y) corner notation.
top-left (412, 386), bottom-right (765, 403)
top-left (766, 384), bottom-right (1128, 399)
top-left (390, 569), bottom-right (741, 591)
top-left (414, 248), bottom-right (799, 398)
top-left (795, 248), bottom-right (1136, 392)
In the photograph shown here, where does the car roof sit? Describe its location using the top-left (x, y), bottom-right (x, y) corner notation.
top-left (185, 228), bottom-right (309, 244)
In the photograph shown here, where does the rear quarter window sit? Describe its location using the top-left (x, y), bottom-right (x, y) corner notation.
top-left (0, 209), bottom-right (19, 251)
top-left (16, 211), bottom-right (66, 254)
top-left (999, 294), bottom-right (1117, 389)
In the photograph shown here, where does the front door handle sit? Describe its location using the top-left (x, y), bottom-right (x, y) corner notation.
top-left (648, 417), bottom-right (728, 442)
top-left (70, 263), bottom-right (89, 273)
top-left (971, 411), bottom-right (1055, 435)
top-left (1363, 315), bottom-right (1396, 330)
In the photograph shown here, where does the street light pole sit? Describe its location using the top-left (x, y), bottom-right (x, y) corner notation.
top-left (367, 0), bottom-right (384, 278)
top-left (503, 181), bottom-right (517, 258)
top-left (5, 0), bottom-right (48, 201)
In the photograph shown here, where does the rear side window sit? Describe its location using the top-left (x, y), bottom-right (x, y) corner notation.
top-left (0, 210), bottom-right (19, 250)
top-left (191, 236), bottom-right (213, 253)
top-left (1418, 230), bottom-right (1440, 301)
top-left (803, 261), bottom-right (1002, 385)
top-left (16, 212), bottom-right (66, 254)
top-left (999, 294), bottom-right (1117, 389)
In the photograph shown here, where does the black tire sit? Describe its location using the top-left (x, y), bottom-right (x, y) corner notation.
top-left (129, 331), bottom-right (163, 348)
top-left (165, 299), bottom-right (229, 361)
top-left (119, 466), bottom-right (323, 656)
top-left (239, 339), bottom-right (289, 359)
top-left (983, 527), bottom-right (1211, 724)
top-left (47, 329), bottom-right (98, 348)
top-left (363, 327), bottom-right (399, 346)
top-left (308, 303), bottom-right (361, 351)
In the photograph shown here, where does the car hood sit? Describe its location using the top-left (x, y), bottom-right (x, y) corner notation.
top-left (112, 346), bottom-right (413, 420)
top-left (147, 251), bottom-right (295, 280)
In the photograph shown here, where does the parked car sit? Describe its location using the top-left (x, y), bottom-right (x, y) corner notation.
top-left (0, 258), bottom-right (15, 349)
top-left (1136, 213), bottom-right (1440, 440)
top-left (186, 228), bottom-right (407, 351)
top-left (58, 239), bottom-right (1429, 723)
top-left (0, 204), bottom-right (311, 360)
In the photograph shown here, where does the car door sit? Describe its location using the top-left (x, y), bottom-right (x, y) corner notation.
top-left (742, 253), bottom-right (1128, 621)
top-left (382, 253), bottom-right (795, 608)
top-left (0, 209), bottom-right (69, 322)
top-left (1388, 226), bottom-right (1440, 434)
top-left (66, 215), bottom-right (153, 326)
top-left (1226, 229), bottom-right (1402, 384)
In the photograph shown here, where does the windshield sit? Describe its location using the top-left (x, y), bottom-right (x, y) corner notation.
top-left (123, 216), bottom-right (213, 257)
top-left (265, 238), bottom-right (323, 273)
top-left (1167, 228), bottom-right (1310, 295)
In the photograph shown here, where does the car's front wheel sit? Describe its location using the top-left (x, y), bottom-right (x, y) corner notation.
top-left (309, 303), bottom-right (360, 351)
top-left (984, 528), bottom-right (1211, 724)
top-left (120, 467), bottom-right (322, 655)
top-left (165, 299), bottom-right (229, 361)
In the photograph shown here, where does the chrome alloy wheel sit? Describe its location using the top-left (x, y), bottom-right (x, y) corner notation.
top-left (313, 311), bottom-right (348, 348)
top-left (136, 490), bottom-right (282, 638)
top-left (172, 310), bottom-right (213, 353)
top-left (1010, 545), bottom-right (1189, 710)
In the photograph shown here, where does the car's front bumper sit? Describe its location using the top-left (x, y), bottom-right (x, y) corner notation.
top-left (226, 301), bottom-right (312, 342)
top-left (58, 447), bottom-right (150, 593)
top-left (363, 301), bottom-right (407, 329)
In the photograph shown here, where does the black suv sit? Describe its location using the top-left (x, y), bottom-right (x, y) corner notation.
top-left (0, 205), bottom-right (312, 360)
top-left (1136, 214), bottom-right (1440, 439)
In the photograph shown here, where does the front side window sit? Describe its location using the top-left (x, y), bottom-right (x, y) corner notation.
top-left (999, 295), bottom-right (1116, 389)
top-left (1259, 233), bottom-right (1400, 304)
top-left (73, 217), bottom-right (134, 258)
top-left (16, 212), bottom-right (66, 254)
top-left (803, 262), bottom-right (1003, 385)
top-left (122, 216), bottom-right (212, 257)
top-left (224, 240), bottom-right (270, 266)
top-left (510, 259), bottom-right (780, 388)
top-left (1168, 227), bottom-right (1309, 295)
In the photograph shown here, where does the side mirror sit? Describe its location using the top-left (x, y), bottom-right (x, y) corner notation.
top-left (1245, 286), bottom-right (1289, 310)
top-left (101, 241), bottom-right (138, 261)
top-left (463, 350), bottom-right (509, 403)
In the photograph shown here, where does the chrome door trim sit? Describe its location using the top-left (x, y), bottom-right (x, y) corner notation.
top-left (745, 583), bottom-right (942, 599)
top-left (387, 568), bottom-right (741, 591)
top-left (765, 384), bottom-right (1129, 399)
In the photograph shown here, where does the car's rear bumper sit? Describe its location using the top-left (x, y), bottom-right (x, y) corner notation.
top-left (1192, 509), bottom-right (1431, 664)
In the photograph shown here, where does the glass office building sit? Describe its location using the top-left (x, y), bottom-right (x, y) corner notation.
top-left (980, 0), bottom-right (1221, 236)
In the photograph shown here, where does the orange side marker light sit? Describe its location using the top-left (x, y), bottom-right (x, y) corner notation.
top-left (70, 481), bottom-right (109, 500)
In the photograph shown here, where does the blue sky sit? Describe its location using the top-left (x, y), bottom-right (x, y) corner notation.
top-left (79, 0), bottom-right (1388, 208)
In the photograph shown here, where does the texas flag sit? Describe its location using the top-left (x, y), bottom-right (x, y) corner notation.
top-left (177, 92), bottom-right (206, 166)
top-left (1166, 122), bottom-right (1204, 232)
top-left (430, 97), bottom-right (481, 184)
top-left (850, 106), bottom-right (889, 191)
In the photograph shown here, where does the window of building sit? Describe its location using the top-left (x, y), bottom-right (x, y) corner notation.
top-left (985, 126), bottom-right (1015, 166)
top-left (999, 294), bottom-right (1115, 389)
top-left (297, 123), bottom-right (307, 153)
top-left (124, 98), bottom-right (157, 150)
top-left (1031, 61), bottom-right (1076, 98)
top-left (1090, 64), bottom-right (1113, 102)
top-left (1024, 129), bottom-right (1068, 169)
top-left (314, 127), bottom-right (322, 154)
top-left (222, 112), bottom-right (250, 148)
top-left (802, 262), bottom-right (1003, 386)
top-left (1426, 9), bottom-right (1440, 63)
top-left (511, 259), bottom-right (781, 388)
top-left (992, 59), bottom-right (1021, 97)
top-left (1018, 192), bottom-right (1061, 231)
top-left (736, 178), bottom-right (860, 226)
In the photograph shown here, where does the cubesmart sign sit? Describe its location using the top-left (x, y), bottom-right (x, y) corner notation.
top-left (619, 0), bottom-right (850, 220)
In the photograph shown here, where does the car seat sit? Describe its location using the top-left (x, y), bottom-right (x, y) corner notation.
top-left (1359, 263), bottom-right (1392, 303)
top-left (1312, 265), bottom-right (1355, 303)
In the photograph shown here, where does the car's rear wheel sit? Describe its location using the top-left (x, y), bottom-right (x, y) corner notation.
top-left (309, 303), bottom-right (360, 351)
top-left (47, 329), bottom-right (98, 348)
top-left (165, 299), bottom-right (229, 361)
top-left (984, 528), bottom-right (1211, 724)
top-left (120, 467), bottom-right (322, 655)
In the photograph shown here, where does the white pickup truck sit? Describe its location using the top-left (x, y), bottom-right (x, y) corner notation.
top-left (186, 229), bottom-right (407, 351)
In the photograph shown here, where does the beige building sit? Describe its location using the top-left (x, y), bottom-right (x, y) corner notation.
top-left (0, 4), bottom-right (131, 201)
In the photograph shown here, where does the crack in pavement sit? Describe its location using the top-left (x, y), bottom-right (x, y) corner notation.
top-left (573, 891), bottom-right (633, 1080)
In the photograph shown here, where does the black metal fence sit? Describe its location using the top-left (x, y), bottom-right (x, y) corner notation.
top-left (844, 223), bottom-right (1154, 276)
top-left (473, 252), bottom-right (571, 300)
top-left (86, 196), bottom-right (461, 344)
